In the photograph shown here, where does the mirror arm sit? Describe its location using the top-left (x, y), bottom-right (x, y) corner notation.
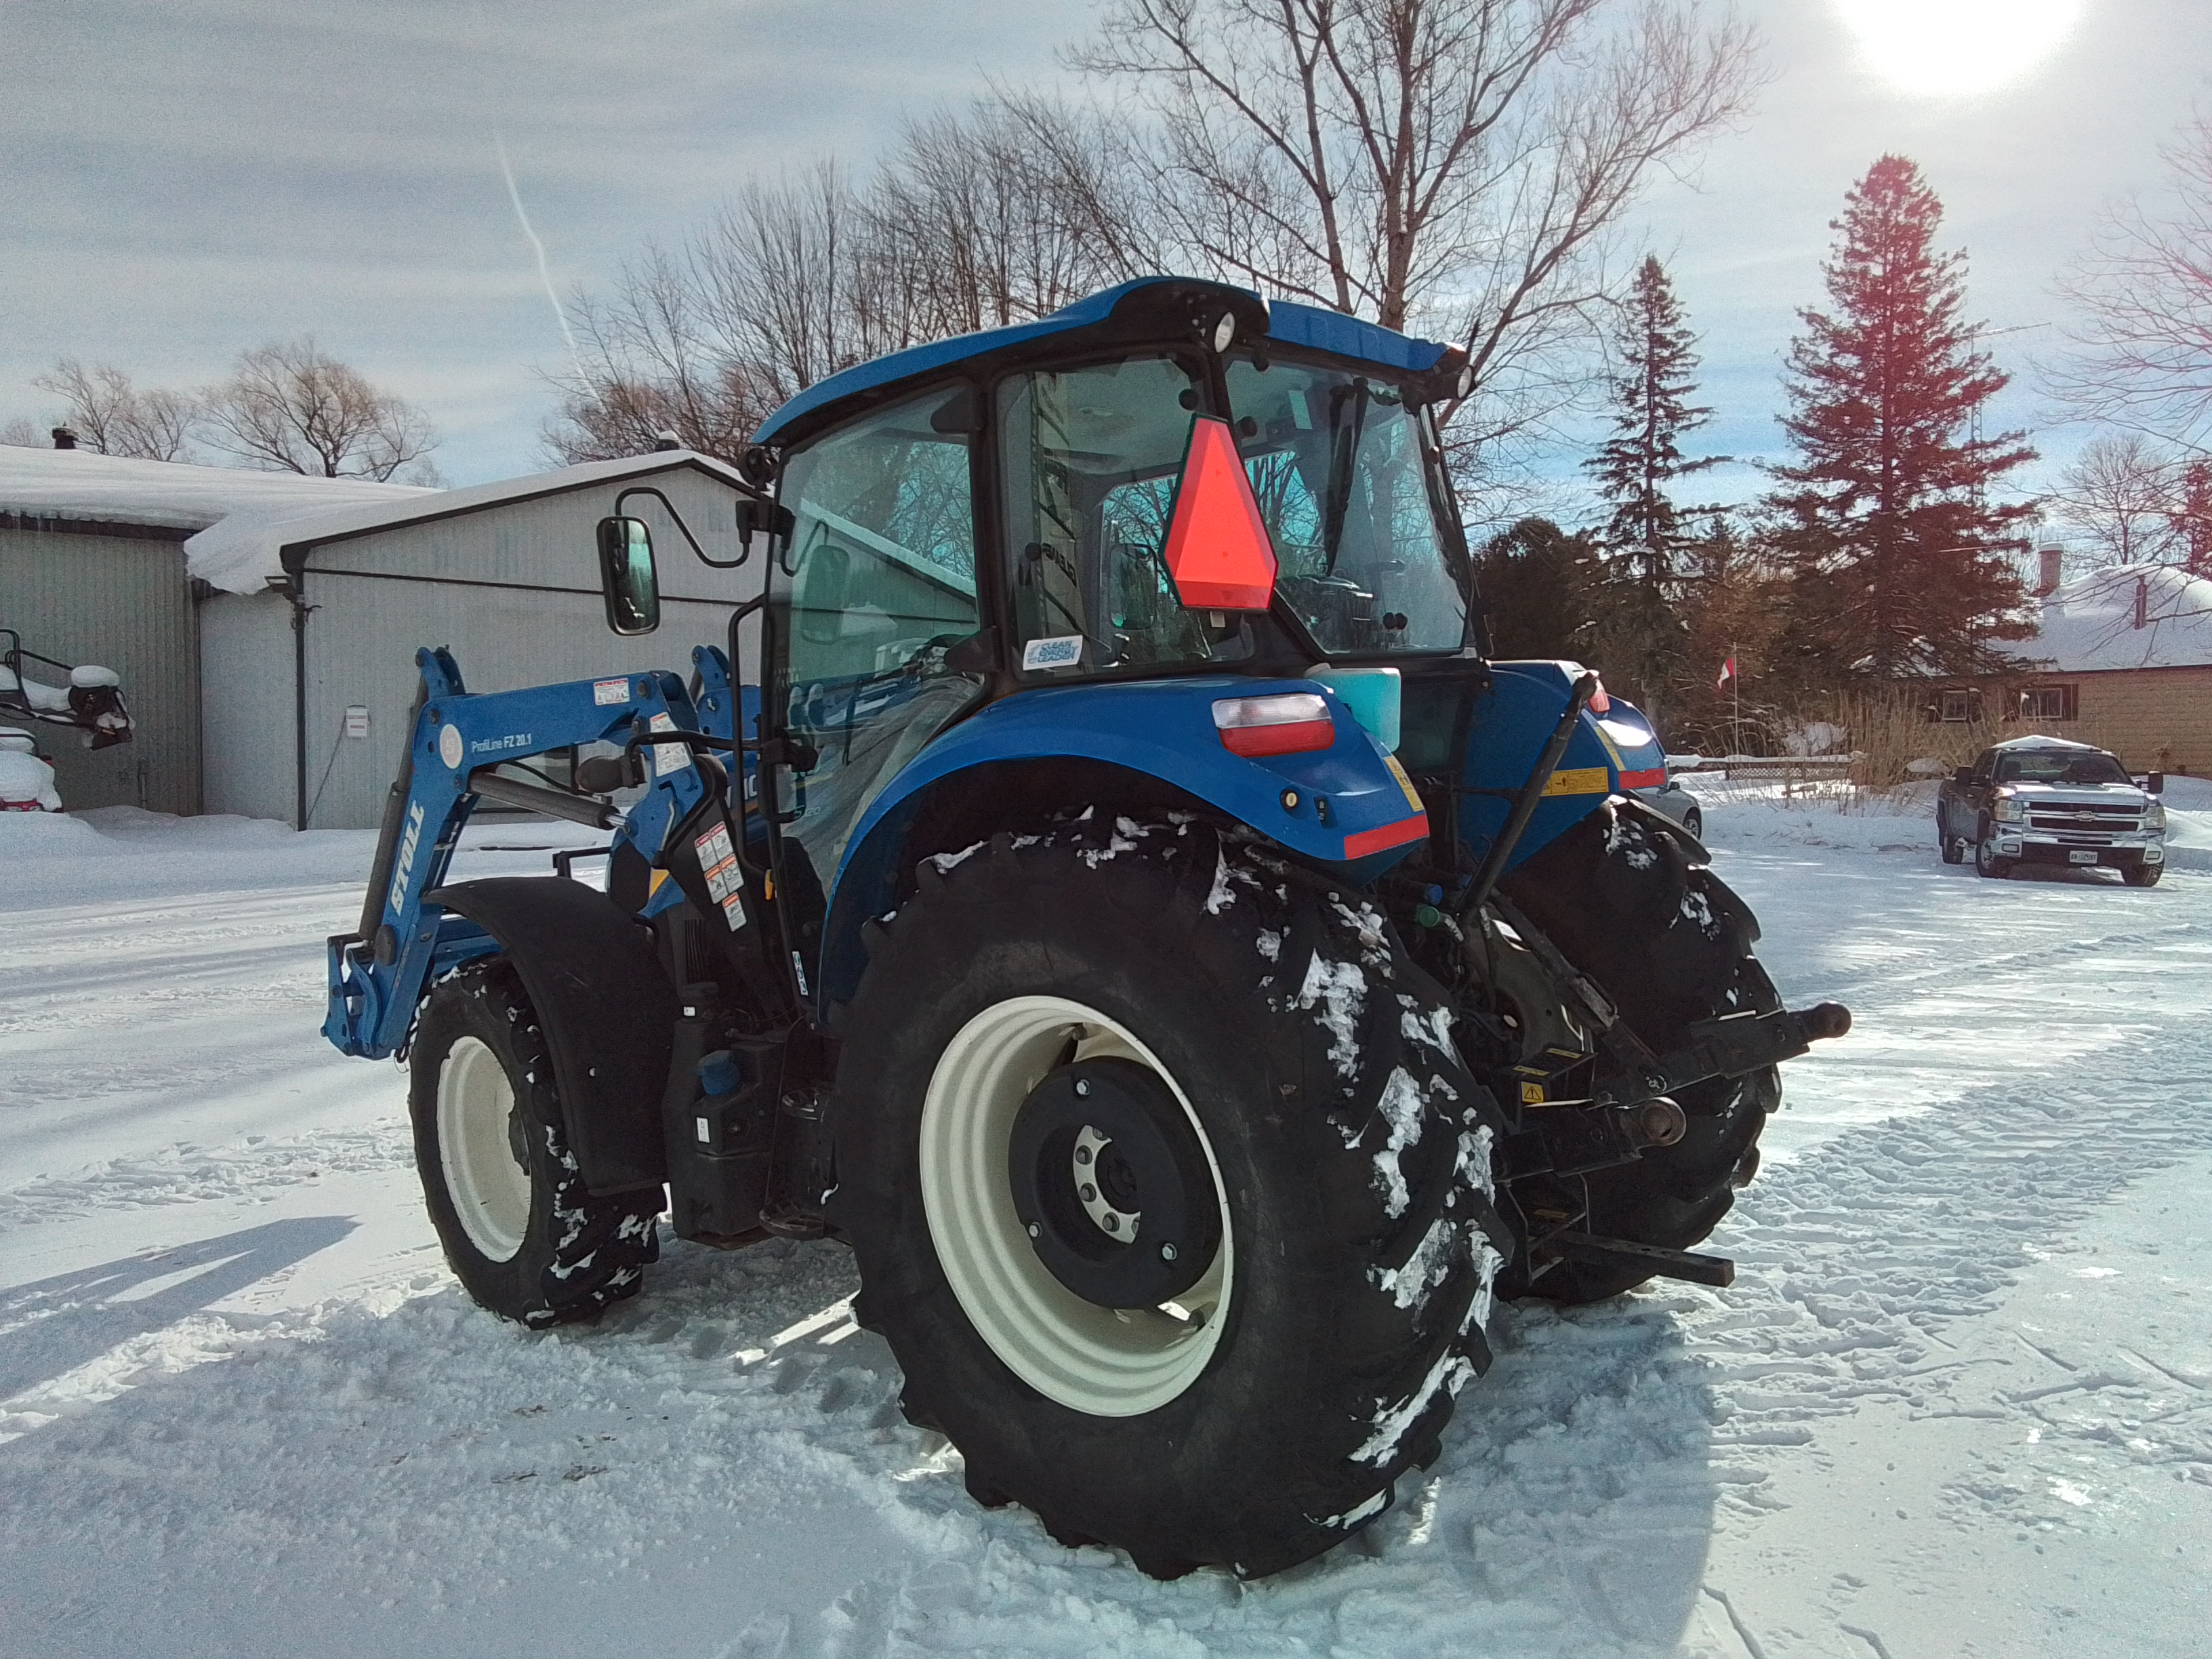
top-left (614, 485), bottom-right (745, 569)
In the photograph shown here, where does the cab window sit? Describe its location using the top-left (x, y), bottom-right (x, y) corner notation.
top-left (1226, 356), bottom-right (1469, 655)
top-left (998, 353), bottom-right (1252, 675)
top-left (772, 386), bottom-right (985, 899)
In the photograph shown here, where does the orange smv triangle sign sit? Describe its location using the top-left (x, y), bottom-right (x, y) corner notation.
top-left (1162, 415), bottom-right (1279, 611)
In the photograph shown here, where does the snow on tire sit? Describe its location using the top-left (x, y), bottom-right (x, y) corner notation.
top-left (827, 818), bottom-right (1510, 1579)
top-left (408, 960), bottom-right (660, 1328)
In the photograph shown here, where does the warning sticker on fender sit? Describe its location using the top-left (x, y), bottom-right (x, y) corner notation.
top-left (593, 678), bottom-right (632, 706)
top-left (694, 821), bottom-right (746, 929)
top-left (647, 712), bottom-right (693, 776)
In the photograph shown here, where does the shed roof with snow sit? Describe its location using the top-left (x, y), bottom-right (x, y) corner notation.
top-left (2004, 564), bottom-right (2212, 674)
top-left (0, 445), bottom-right (430, 539)
top-left (180, 450), bottom-right (755, 594)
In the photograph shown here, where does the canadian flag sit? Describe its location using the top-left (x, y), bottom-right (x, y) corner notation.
top-left (1716, 655), bottom-right (1738, 690)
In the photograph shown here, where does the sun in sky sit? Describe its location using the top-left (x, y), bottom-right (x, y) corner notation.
top-left (1832, 0), bottom-right (2089, 96)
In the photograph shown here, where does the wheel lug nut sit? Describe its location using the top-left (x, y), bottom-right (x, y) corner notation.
top-left (1025, 1221), bottom-right (1041, 1239)
top-left (1102, 1214), bottom-right (1119, 1232)
top-left (1076, 1146), bottom-right (1092, 1164)
top-left (1080, 1184), bottom-right (1096, 1202)
top-left (1160, 1242), bottom-right (1177, 1262)
top-left (1074, 1079), bottom-right (1090, 1097)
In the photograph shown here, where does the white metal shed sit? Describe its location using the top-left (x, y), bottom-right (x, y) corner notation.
top-left (185, 451), bottom-right (761, 829)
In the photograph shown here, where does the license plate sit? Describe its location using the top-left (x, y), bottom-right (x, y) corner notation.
top-left (2069, 850), bottom-right (2097, 864)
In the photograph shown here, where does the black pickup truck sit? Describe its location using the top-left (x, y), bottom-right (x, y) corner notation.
top-left (1936, 736), bottom-right (2167, 885)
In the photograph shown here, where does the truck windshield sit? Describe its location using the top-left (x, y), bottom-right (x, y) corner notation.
top-left (1225, 356), bottom-right (1469, 656)
top-left (1996, 750), bottom-right (2131, 785)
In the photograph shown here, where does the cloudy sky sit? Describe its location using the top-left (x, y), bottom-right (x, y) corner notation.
top-left (3, 0), bottom-right (2205, 510)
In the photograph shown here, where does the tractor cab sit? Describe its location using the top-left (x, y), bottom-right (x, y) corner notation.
top-left (602, 278), bottom-right (1486, 985)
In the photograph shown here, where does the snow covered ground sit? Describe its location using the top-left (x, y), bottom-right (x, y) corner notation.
top-left (3, 793), bottom-right (2209, 1658)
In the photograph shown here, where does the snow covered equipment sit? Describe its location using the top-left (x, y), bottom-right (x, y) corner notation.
top-left (0, 628), bottom-right (135, 754)
top-left (0, 726), bottom-right (61, 811)
top-left (323, 277), bottom-right (1849, 1578)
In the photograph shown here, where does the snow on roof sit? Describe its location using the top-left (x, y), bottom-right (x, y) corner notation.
top-left (1986, 734), bottom-right (2101, 752)
top-left (181, 450), bottom-right (753, 594)
top-left (0, 445), bottom-right (428, 537)
top-left (2003, 562), bottom-right (2212, 673)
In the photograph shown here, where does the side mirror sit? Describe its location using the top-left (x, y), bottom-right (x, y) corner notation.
top-left (2146, 771), bottom-right (2165, 795)
top-left (1952, 767), bottom-right (1973, 785)
top-left (733, 497), bottom-right (795, 558)
top-left (596, 516), bottom-right (661, 636)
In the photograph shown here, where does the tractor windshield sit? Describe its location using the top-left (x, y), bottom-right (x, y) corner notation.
top-left (1225, 356), bottom-right (1469, 656)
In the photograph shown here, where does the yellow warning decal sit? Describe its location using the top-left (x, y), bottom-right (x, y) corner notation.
top-left (1520, 1082), bottom-right (1546, 1105)
top-left (1382, 753), bottom-right (1425, 813)
top-left (1540, 766), bottom-right (1612, 796)
top-left (649, 867), bottom-right (670, 894)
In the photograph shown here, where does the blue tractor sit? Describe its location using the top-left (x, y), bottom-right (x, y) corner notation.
top-left (325, 278), bottom-right (1846, 1578)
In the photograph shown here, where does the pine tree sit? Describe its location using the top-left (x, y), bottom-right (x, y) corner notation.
top-left (1766, 156), bottom-right (2036, 681)
top-left (1586, 255), bottom-right (1722, 581)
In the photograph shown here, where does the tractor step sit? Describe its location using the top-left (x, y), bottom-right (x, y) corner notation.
top-left (1541, 1229), bottom-right (1735, 1288)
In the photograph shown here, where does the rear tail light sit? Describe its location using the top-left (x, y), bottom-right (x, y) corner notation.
top-left (1212, 693), bottom-right (1335, 757)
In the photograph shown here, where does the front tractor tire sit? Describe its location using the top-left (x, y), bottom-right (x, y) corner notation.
top-left (830, 821), bottom-right (1510, 1578)
top-left (409, 960), bottom-right (661, 1328)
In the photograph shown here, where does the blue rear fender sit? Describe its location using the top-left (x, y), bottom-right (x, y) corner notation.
top-left (1459, 661), bottom-right (1670, 876)
top-left (817, 676), bottom-right (1431, 1006)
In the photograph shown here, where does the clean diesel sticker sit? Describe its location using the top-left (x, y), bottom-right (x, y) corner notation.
top-left (1022, 634), bottom-right (1084, 671)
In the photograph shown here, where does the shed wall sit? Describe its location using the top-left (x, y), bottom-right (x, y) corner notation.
top-left (0, 525), bottom-right (200, 813)
top-left (198, 589), bottom-right (298, 823)
top-left (293, 466), bottom-right (760, 829)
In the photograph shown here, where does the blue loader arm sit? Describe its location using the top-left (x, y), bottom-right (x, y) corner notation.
top-left (323, 646), bottom-right (726, 1060)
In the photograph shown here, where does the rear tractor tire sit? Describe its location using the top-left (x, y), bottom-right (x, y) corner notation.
top-left (409, 959), bottom-right (661, 1328)
top-left (830, 821), bottom-right (1511, 1578)
top-left (1494, 801), bottom-right (1782, 1305)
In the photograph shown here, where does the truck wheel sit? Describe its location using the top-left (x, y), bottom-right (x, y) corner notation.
top-left (2124, 860), bottom-right (2163, 887)
top-left (830, 821), bottom-right (1509, 1578)
top-left (409, 960), bottom-right (660, 1328)
top-left (1939, 809), bottom-right (1965, 863)
top-left (1497, 801), bottom-right (1782, 1304)
top-left (1973, 818), bottom-right (2014, 879)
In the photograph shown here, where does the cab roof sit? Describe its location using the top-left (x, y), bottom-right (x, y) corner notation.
top-left (750, 276), bottom-right (1455, 449)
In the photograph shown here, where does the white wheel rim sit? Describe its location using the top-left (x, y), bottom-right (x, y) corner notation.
top-left (920, 995), bottom-right (1233, 1417)
top-left (438, 1035), bottom-right (531, 1263)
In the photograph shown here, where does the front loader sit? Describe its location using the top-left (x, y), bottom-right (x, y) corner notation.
top-left (325, 277), bottom-right (1847, 1578)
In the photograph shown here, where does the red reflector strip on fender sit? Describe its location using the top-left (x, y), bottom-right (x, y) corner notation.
top-left (1343, 813), bottom-right (1429, 859)
top-left (1616, 766), bottom-right (1666, 790)
top-left (1219, 720), bottom-right (1336, 757)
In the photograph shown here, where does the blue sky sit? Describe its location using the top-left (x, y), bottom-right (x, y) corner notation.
top-left (2, 0), bottom-right (2205, 516)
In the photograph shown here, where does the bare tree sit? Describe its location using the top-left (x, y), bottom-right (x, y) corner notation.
top-left (2049, 112), bottom-right (2212, 449)
top-left (200, 339), bottom-right (439, 481)
top-left (546, 104), bottom-right (1148, 467)
top-left (0, 417), bottom-right (44, 449)
top-left (1072, 0), bottom-right (1765, 452)
top-left (29, 360), bottom-right (201, 460)
top-left (2053, 432), bottom-right (2186, 566)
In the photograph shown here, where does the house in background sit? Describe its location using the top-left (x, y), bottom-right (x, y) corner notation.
top-left (1927, 547), bottom-right (2212, 774)
top-left (1, 437), bottom-right (762, 825)
top-left (0, 439), bottom-right (424, 812)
